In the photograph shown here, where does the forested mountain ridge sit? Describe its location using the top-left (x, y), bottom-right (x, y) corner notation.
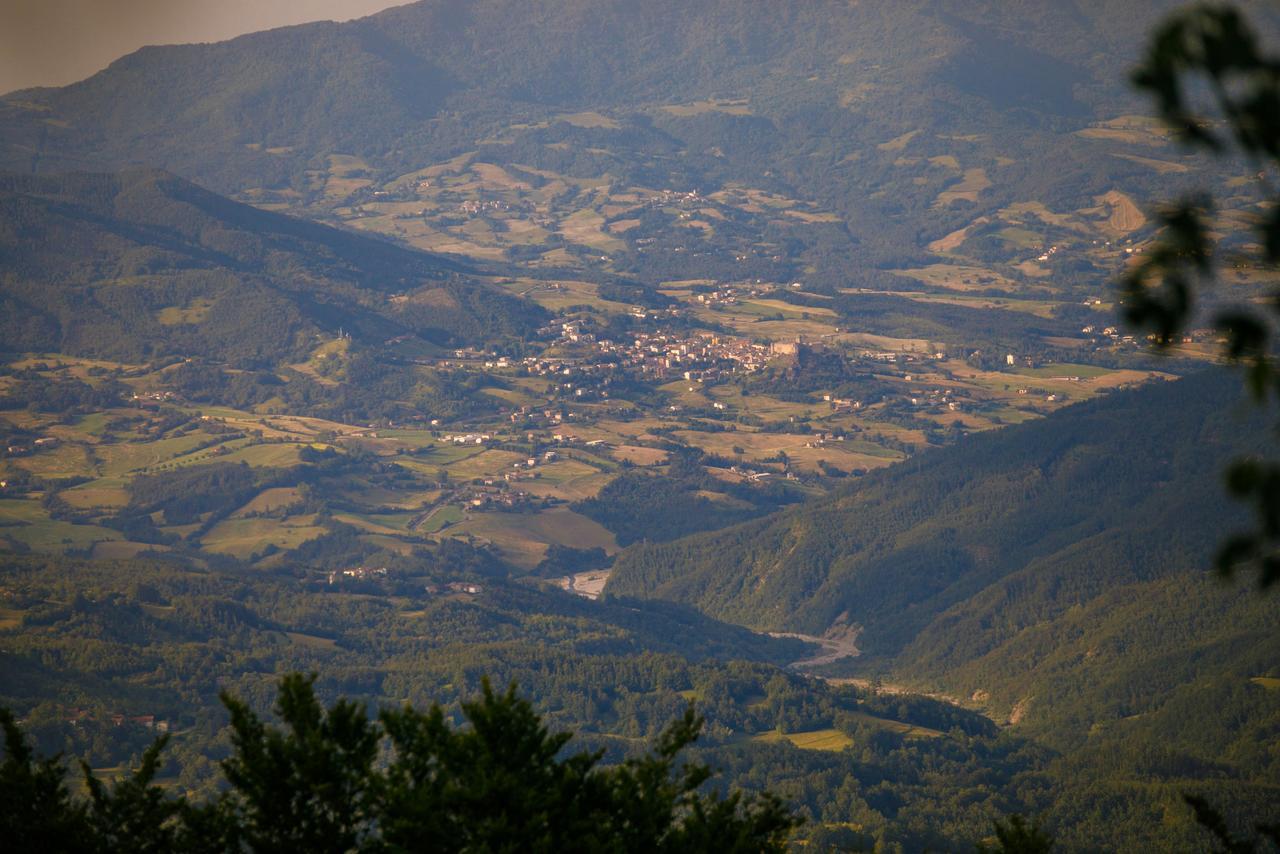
top-left (607, 372), bottom-right (1259, 640)
top-left (2, 0), bottom-right (1166, 188)
top-left (604, 372), bottom-right (1280, 837)
top-left (6, 0), bottom-right (1263, 279)
top-left (0, 168), bottom-right (544, 363)
top-left (605, 371), bottom-right (1280, 706)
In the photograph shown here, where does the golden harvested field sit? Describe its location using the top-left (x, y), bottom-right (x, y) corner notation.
top-left (927, 217), bottom-right (989, 253)
top-left (471, 161), bottom-right (532, 190)
top-left (783, 209), bottom-right (843, 223)
top-left (561, 568), bottom-right (612, 599)
top-left (94, 434), bottom-right (212, 476)
top-left (1097, 190), bottom-right (1146, 233)
top-left (610, 445), bottom-right (669, 466)
top-left (558, 209), bottom-right (626, 253)
top-left (201, 516), bottom-right (328, 559)
top-left (284, 631), bottom-right (339, 650)
top-left (1111, 152), bottom-right (1189, 174)
top-left (877, 130), bottom-right (919, 152)
top-left (697, 309), bottom-right (839, 342)
top-left (333, 512), bottom-right (416, 536)
top-left (233, 487), bottom-right (303, 517)
top-left (519, 470), bottom-right (616, 502)
top-left (1075, 115), bottom-right (1171, 146)
top-left (157, 298), bottom-right (214, 326)
top-left (1000, 201), bottom-right (1090, 232)
top-left (935, 168), bottom-right (990, 206)
top-left (60, 479), bottom-right (130, 510)
top-left (889, 264), bottom-right (1019, 293)
top-left (0, 607), bottom-right (23, 629)
top-left (746, 298), bottom-right (837, 317)
top-left (897, 293), bottom-right (1062, 319)
top-left (751, 728), bottom-right (854, 751)
top-left (660, 98), bottom-right (752, 117)
top-left (845, 712), bottom-right (945, 739)
top-left (10, 442), bottom-right (96, 479)
top-left (91, 541), bottom-right (163, 560)
top-left (446, 449), bottom-right (527, 480)
top-left (448, 506), bottom-right (618, 569)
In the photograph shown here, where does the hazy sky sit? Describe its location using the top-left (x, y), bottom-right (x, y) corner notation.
top-left (0, 0), bottom-right (409, 95)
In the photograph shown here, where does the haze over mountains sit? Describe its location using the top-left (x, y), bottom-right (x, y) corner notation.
top-left (0, 0), bottom-right (1221, 272)
top-left (0, 1), bottom-right (1278, 849)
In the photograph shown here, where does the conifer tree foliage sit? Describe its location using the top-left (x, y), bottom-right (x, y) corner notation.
top-left (0, 674), bottom-right (798, 853)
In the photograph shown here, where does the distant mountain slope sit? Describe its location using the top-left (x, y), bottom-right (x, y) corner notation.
top-left (0, 0), bottom-right (1230, 269)
top-left (607, 373), bottom-right (1257, 639)
top-left (606, 371), bottom-right (1280, 785)
top-left (0, 169), bottom-right (544, 363)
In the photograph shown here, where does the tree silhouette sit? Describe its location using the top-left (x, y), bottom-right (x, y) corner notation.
top-left (0, 675), bottom-right (799, 853)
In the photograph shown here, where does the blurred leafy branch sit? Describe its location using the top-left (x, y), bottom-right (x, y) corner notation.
top-left (1124, 2), bottom-right (1280, 589)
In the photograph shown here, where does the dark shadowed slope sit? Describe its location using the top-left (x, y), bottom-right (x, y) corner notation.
top-left (0, 169), bottom-right (544, 362)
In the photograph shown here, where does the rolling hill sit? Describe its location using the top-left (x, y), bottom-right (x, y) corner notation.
top-left (0, 168), bottom-right (544, 363)
top-left (5, 0), bottom-right (1263, 279)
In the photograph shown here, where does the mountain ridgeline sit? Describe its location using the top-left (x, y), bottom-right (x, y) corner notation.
top-left (1, 0), bottom-right (1244, 275)
top-left (0, 169), bottom-right (544, 363)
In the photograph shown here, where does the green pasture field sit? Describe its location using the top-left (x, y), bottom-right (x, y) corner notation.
top-left (750, 728), bottom-right (854, 751)
top-left (447, 506), bottom-right (617, 569)
top-left (418, 504), bottom-right (463, 534)
top-left (200, 515), bottom-right (327, 559)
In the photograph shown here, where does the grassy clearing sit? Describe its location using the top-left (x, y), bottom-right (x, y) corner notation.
top-left (446, 449), bottom-right (527, 480)
top-left (95, 434), bottom-right (212, 476)
top-left (91, 541), bottom-right (164, 560)
top-left (284, 631), bottom-right (339, 650)
top-left (157, 298), bottom-right (214, 326)
top-left (610, 445), bottom-right (669, 466)
top-left (5, 517), bottom-right (122, 552)
top-left (213, 444), bottom-right (305, 468)
top-left (894, 293), bottom-right (1061, 319)
top-left (1111, 152), bottom-right (1189, 174)
top-left (660, 99), bottom-right (752, 117)
top-left (927, 217), bottom-right (989, 253)
top-left (1250, 677), bottom-right (1280, 690)
top-left (745, 298), bottom-right (837, 318)
top-left (333, 512), bottom-right (418, 536)
top-left (877, 130), bottom-right (919, 152)
top-left (935, 168), bottom-right (991, 206)
top-left (751, 728), bottom-right (854, 751)
top-left (233, 487), bottom-right (302, 517)
top-left (419, 504), bottom-right (463, 533)
top-left (554, 111), bottom-right (620, 128)
top-left (1097, 190), bottom-right (1146, 233)
top-left (201, 516), bottom-right (327, 558)
top-left (0, 607), bottom-right (24, 629)
top-left (1015, 364), bottom-right (1115, 380)
top-left (449, 506), bottom-right (618, 569)
top-left (845, 712), bottom-right (944, 739)
top-left (890, 264), bottom-right (1018, 293)
top-left (522, 469), bottom-right (616, 502)
top-left (60, 479), bottom-right (130, 510)
top-left (11, 443), bottom-right (96, 480)
top-left (558, 209), bottom-right (625, 253)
